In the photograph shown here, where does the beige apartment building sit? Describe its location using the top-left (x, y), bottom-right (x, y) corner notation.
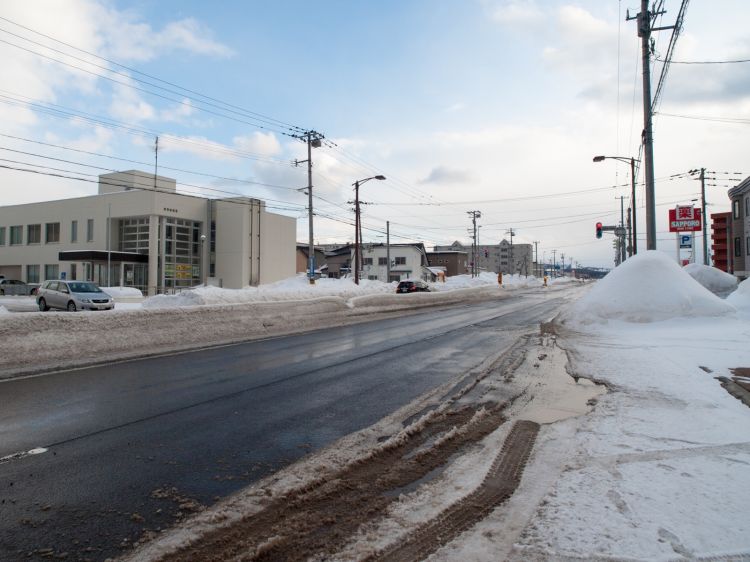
top-left (0, 171), bottom-right (296, 295)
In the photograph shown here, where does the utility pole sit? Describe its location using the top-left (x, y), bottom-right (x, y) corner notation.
top-left (629, 1), bottom-right (669, 251)
top-left (533, 240), bottom-right (540, 277)
top-left (354, 180), bottom-right (361, 284)
top-left (293, 130), bottom-right (324, 284)
top-left (700, 167), bottom-right (708, 265)
top-left (506, 228), bottom-right (515, 274)
top-left (619, 195), bottom-right (626, 263)
top-left (630, 157), bottom-right (638, 255)
top-left (560, 252), bottom-right (565, 276)
top-left (551, 249), bottom-right (557, 277)
top-left (153, 136), bottom-right (160, 191)
top-left (386, 220), bottom-right (391, 283)
top-left (468, 211), bottom-right (481, 277)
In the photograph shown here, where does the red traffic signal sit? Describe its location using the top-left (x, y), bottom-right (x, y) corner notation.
top-left (596, 222), bottom-right (603, 239)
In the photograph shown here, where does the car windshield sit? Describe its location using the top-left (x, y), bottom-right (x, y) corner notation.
top-left (68, 282), bottom-right (103, 293)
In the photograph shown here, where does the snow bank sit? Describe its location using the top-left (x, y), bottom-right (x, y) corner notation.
top-left (727, 277), bottom-right (750, 314)
top-left (0, 305), bottom-right (8, 315)
top-left (683, 263), bottom-right (738, 297)
top-left (100, 286), bottom-right (143, 298)
top-left (142, 275), bottom-right (393, 309)
top-left (561, 251), bottom-right (735, 326)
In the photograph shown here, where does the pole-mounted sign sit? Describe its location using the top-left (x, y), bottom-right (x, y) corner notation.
top-left (668, 206), bottom-right (702, 233)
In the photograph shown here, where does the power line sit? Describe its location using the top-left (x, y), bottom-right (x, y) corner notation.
top-left (0, 15), bottom-right (306, 134)
top-left (655, 55), bottom-right (750, 64)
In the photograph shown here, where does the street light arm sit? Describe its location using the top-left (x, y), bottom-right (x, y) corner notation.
top-left (593, 155), bottom-right (641, 165)
top-left (352, 175), bottom-right (386, 188)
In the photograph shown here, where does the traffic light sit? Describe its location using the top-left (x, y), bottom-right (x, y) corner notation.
top-left (596, 222), bottom-right (603, 239)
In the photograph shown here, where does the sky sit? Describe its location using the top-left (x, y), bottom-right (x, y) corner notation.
top-left (0, 0), bottom-right (748, 268)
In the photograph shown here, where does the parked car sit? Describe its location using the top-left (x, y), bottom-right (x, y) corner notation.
top-left (396, 280), bottom-right (431, 293)
top-left (36, 280), bottom-right (115, 312)
top-left (0, 279), bottom-right (31, 296)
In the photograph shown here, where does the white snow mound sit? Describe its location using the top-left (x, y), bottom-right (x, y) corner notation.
top-left (683, 263), bottom-right (737, 297)
top-left (727, 277), bottom-right (750, 313)
top-left (562, 251), bottom-right (735, 325)
top-left (0, 305), bottom-right (8, 315)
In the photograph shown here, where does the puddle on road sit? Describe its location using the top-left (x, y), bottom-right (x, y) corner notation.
top-left (516, 340), bottom-right (606, 425)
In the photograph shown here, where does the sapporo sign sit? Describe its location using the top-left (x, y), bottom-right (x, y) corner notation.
top-left (669, 206), bottom-right (702, 232)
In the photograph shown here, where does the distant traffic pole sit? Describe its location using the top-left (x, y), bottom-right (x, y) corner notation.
top-left (353, 175), bottom-right (386, 284)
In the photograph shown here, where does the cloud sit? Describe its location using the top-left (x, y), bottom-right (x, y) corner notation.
top-left (419, 166), bottom-right (477, 185)
top-left (160, 98), bottom-right (196, 123)
top-left (444, 102), bottom-right (466, 113)
top-left (490, 0), bottom-right (544, 25)
top-left (108, 75), bottom-right (156, 122)
top-left (94, 9), bottom-right (235, 62)
top-left (233, 132), bottom-right (282, 157)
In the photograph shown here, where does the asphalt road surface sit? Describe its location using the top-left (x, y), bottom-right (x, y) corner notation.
top-left (0, 290), bottom-right (574, 561)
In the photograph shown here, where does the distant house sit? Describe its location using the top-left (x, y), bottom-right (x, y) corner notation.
top-left (728, 176), bottom-right (750, 280)
top-left (324, 245), bottom-right (353, 279)
top-left (426, 251), bottom-right (468, 277)
top-left (711, 212), bottom-right (732, 274)
top-left (359, 243), bottom-right (430, 283)
top-left (295, 244), bottom-right (327, 277)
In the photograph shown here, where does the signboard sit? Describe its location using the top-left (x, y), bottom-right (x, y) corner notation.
top-left (669, 206), bottom-right (702, 232)
top-left (679, 235), bottom-right (692, 249)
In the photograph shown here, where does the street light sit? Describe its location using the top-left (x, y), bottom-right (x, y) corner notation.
top-left (593, 155), bottom-right (641, 255)
top-left (353, 175), bottom-right (386, 285)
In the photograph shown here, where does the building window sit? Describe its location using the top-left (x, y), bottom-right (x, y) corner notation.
top-left (70, 263), bottom-right (77, 281)
top-left (747, 237), bottom-right (750, 256)
top-left (71, 220), bottom-right (78, 243)
top-left (45, 222), bottom-right (60, 243)
top-left (747, 197), bottom-right (749, 217)
top-left (27, 224), bottom-right (41, 244)
top-left (362, 257), bottom-right (373, 266)
top-left (733, 200), bottom-right (741, 219)
top-left (87, 219), bottom-right (94, 242)
top-left (735, 237), bottom-right (742, 257)
top-left (378, 257), bottom-right (387, 265)
top-left (395, 256), bottom-right (406, 265)
top-left (26, 265), bottom-right (40, 284)
top-left (44, 264), bottom-right (59, 280)
top-left (0, 226), bottom-right (5, 245)
top-left (9, 225), bottom-right (22, 245)
top-left (368, 275), bottom-right (378, 280)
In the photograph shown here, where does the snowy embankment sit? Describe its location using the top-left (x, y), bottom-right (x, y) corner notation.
top-left (0, 273), bottom-right (553, 379)
top-left (498, 252), bottom-right (750, 560)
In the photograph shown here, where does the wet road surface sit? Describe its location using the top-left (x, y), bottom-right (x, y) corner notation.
top-left (0, 291), bottom-right (572, 561)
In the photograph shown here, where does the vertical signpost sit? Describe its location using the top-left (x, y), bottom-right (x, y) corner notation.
top-left (669, 206), bottom-right (702, 265)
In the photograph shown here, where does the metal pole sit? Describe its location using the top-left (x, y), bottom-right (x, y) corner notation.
top-left (627, 207), bottom-right (632, 257)
top-left (700, 167), bottom-right (708, 265)
top-left (638, 0), bottom-right (657, 250)
top-left (107, 202), bottom-right (111, 286)
top-left (386, 220), bottom-right (391, 283)
top-left (354, 180), bottom-right (360, 284)
top-left (630, 157), bottom-right (638, 255)
top-left (620, 195), bottom-right (626, 263)
top-left (307, 133), bottom-right (315, 284)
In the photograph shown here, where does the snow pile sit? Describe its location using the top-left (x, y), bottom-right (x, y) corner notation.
top-left (562, 251), bottom-right (735, 325)
top-left (727, 277), bottom-right (750, 314)
top-left (683, 263), bottom-right (738, 297)
top-left (434, 272), bottom-right (542, 292)
top-left (0, 305), bottom-right (8, 315)
top-left (142, 275), bottom-right (393, 309)
top-left (100, 286), bottom-right (143, 298)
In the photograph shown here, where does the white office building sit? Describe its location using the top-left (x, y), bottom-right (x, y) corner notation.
top-left (0, 171), bottom-right (296, 295)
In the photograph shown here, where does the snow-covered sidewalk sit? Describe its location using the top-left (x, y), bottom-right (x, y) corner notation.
top-left (493, 252), bottom-right (750, 560)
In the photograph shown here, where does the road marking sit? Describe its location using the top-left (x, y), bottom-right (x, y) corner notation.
top-left (0, 447), bottom-right (48, 464)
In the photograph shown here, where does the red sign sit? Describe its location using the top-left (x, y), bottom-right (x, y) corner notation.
top-left (669, 206), bottom-right (702, 232)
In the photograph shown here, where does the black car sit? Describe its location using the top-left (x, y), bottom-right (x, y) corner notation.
top-left (396, 280), bottom-right (430, 293)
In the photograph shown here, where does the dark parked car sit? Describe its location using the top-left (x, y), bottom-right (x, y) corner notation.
top-left (36, 280), bottom-right (115, 312)
top-left (396, 280), bottom-right (431, 293)
top-left (0, 279), bottom-right (31, 296)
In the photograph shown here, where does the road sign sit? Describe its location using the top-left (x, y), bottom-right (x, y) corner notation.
top-left (669, 206), bottom-right (702, 232)
top-left (679, 235), bottom-right (692, 249)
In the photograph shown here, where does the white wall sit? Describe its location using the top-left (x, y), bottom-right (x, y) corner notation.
top-left (259, 211), bottom-right (296, 285)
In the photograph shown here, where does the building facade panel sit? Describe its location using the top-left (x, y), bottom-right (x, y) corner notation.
top-left (0, 171), bottom-right (296, 293)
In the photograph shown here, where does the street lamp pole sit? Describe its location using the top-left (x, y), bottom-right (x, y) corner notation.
top-left (353, 175), bottom-right (386, 285)
top-left (593, 155), bottom-right (640, 255)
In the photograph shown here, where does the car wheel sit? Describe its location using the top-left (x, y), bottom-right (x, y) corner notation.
top-left (38, 298), bottom-right (49, 311)
top-left (67, 301), bottom-right (77, 312)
